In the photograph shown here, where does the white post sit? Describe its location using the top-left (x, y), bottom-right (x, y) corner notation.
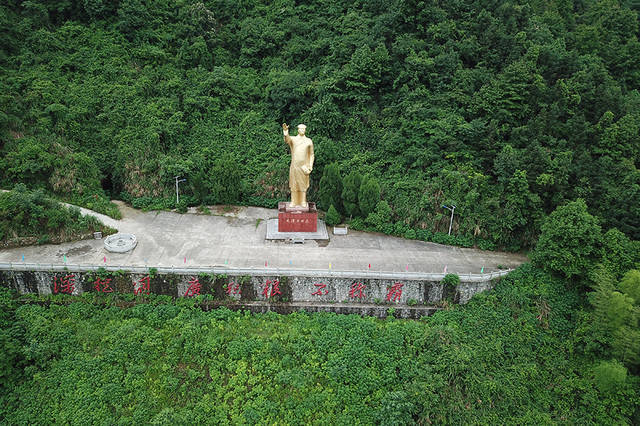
top-left (442, 205), bottom-right (456, 236)
top-left (174, 176), bottom-right (186, 205)
top-left (448, 206), bottom-right (455, 236)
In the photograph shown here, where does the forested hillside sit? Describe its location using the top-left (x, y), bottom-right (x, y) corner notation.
top-left (1, 265), bottom-right (639, 424)
top-left (2, 2), bottom-right (639, 422)
top-left (1, 0), bottom-right (638, 250)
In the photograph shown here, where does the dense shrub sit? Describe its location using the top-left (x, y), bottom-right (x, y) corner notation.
top-left (0, 185), bottom-right (116, 246)
top-left (404, 229), bottom-right (416, 240)
top-left (1, 265), bottom-right (638, 423)
top-left (442, 273), bottom-right (460, 288)
top-left (533, 199), bottom-right (603, 279)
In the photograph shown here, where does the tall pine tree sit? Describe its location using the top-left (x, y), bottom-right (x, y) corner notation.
top-left (358, 175), bottom-right (380, 219)
top-left (317, 162), bottom-right (342, 212)
top-left (342, 170), bottom-right (362, 218)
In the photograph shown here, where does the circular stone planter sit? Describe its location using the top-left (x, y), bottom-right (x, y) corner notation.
top-left (104, 233), bottom-right (137, 253)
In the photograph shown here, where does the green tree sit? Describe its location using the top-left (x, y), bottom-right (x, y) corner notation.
top-left (210, 154), bottom-right (242, 205)
top-left (83, 0), bottom-right (117, 20)
top-left (2, 137), bottom-right (54, 186)
top-left (619, 270), bottom-right (640, 305)
top-left (317, 162), bottom-right (342, 212)
top-left (189, 168), bottom-right (209, 205)
top-left (601, 229), bottom-right (638, 280)
top-left (324, 204), bottom-right (341, 226)
top-left (495, 169), bottom-right (542, 250)
top-left (588, 267), bottom-right (640, 369)
top-left (365, 200), bottom-right (392, 230)
top-left (341, 170), bottom-right (362, 218)
top-left (603, 291), bottom-right (635, 331)
top-left (339, 43), bottom-right (391, 105)
top-left (117, 0), bottom-right (151, 38)
top-left (0, 288), bottom-right (24, 398)
top-left (532, 199), bottom-right (603, 279)
top-left (612, 325), bottom-right (640, 368)
top-left (359, 175), bottom-right (380, 219)
top-left (593, 360), bottom-right (628, 393)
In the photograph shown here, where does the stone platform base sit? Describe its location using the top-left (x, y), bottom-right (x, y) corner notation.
top-left (266, 218), bottom-right (329, 240)
top-left (278, 202), bottom-right (317, 232)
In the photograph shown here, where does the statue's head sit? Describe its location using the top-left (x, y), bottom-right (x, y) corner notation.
top-left (297, 124), bottom-right (306, 136)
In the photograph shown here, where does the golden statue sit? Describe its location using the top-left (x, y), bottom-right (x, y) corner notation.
top-left (283, 123), bottom-right (314, 207)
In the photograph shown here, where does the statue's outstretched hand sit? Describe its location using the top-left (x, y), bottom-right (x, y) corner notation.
top-left (282, 123), bottom-right (289, 135)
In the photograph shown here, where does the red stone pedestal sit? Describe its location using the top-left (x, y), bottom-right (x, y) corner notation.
top-left (278, 202), bottom-right (318, 232)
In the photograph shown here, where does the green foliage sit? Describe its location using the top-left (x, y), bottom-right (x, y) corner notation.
top-left (359, 176), bottom-right (380, 219)
top-left (2, 137), bottom-right (55, 185)
top-left (2, 264), bottom-right (639, 423)
top-left (404, 229), bottom-right (416, 240)
top-left (36, 234), bottom-right (50, 245)
top-left (176, 200), bottom-right (188, 213)
top-left (95, 267), bottom-right (109, 279)
top-left (619, 270), bottom-right (640, 305)
top-left (442, 273), bottom-right (460, 288)
top-left (603, 291), bottom-right (635, 331)
top-left (207, 153), bottom-right (243, 205)
top-left (601, 228), bottom-right (639, 280)
top-left (349, 217), bottom-right (365, 231)
top-left (324, 204), bottom-right (341, 226)
top-left (2, 0), bottom-right (639, 250)
top-left (0, 185), bottom-right (116, 246)
top-left (317, 162), bottom-right (342, 212)
top-left (594, 360), bottom-right (628, 393)
top-left (586, 267), bottom-right (640, 370)
top-left (612, 325), bottom-right (640, 368)
top-left (0, 136), bottom-right (119, 218)
top-left (341, 170), bottom-right (362, 218)
top-left (532, 199), bottom-right (603, 279)
top-left (0, 288), bottom-right (24, 395)
top-left (365, 200), bottom-right (392, 230)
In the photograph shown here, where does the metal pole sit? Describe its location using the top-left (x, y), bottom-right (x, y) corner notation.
top-left (175, 177), bottom-right (179, 204)
top-left (174, 176), bottom-right (186, 205)
top-left (442, 204), bottom-right (456, 236)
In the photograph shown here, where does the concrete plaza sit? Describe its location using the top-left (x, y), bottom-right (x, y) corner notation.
top-left (0, 202), bottom-right (528, 274)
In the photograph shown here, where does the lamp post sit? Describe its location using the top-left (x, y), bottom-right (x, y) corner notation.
top-left (442, 204), bottom-right (456, 236)
top-left (174, 176), bottom-right (186, 205)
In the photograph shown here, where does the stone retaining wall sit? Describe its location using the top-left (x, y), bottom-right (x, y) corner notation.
top-left (0, 266), bottom-right (503, 315)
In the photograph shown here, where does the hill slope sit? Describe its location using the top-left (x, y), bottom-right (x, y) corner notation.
top-left (1, 0), bottom-right (639, 250)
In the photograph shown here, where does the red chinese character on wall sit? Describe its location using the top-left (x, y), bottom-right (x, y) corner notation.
top-left (386, 282), bottom-right (404, 302)
top-left (184, 277), bottom-right (201, 297)
top-left (263, 279), bottom-right (281, 298)
top-left (312, 283), bottom-right (328, 296)
top-left (226, 281), bottom-right (240, 295)
top-left (94, 278), bottom-right (114, 293)
top-left (134, 276), bottom-right (151, 295)
top-left (54, 275), bottom-right (75, 294)
top-left (349, 282), bottom-right (366, 299)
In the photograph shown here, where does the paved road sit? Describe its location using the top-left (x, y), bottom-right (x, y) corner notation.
top-left (0, 201), bottom-right (528, 274)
